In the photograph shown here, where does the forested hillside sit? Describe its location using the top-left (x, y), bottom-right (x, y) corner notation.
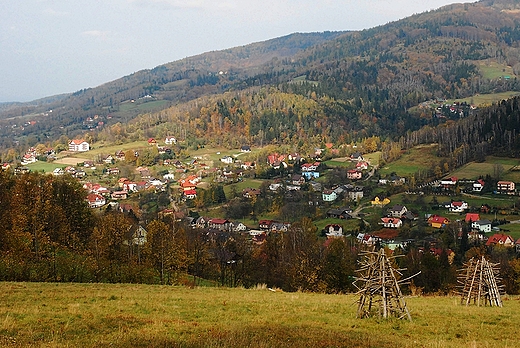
top-left (3, 0), bottom-right (520, 158)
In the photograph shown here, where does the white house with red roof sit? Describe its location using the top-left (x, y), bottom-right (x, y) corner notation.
top-left (473, 179), bottom-right (485, 192)
top-left (86, 193), bottom-right (105, 208)
top-left (449, 201), bottom-right (468, 213)
top-left (322, 189), bottom-right (337, 202)
top-left (380, 217), bottom-right (403, 229)
top-left (183, 189), bottom-right (197, 199)
top-left (486, 233), bottom-right (515, 247)
top-left (440, 177), bottom-right (458, 189)
top-left (347, 169), bottom-right (362, 180)
top-left (164, 136), bottom-right (177, 145)
top-left (355, 161), bottom-right (369, 170)
top-left (68, 139), bottom-right (90, 152)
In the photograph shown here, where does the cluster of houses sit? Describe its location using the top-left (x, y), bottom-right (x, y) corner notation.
top-left (437, 176), bottom-right (516, 196)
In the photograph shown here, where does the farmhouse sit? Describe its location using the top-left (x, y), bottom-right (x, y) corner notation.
top-left (68, 139), bottom-right (90, 152)
top-left (497, 181), bottom-right (515, 195)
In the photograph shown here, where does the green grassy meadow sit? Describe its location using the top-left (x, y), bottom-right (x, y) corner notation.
top-left (379, 144), bottom-right (441, 177)
top-left (1, 282), bottom-right (519, 348)
top-left (476, 60), bottom-right (517, 80)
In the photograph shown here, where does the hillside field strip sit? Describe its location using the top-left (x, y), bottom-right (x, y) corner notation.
top-left (1, 282), bottom-right (519, 348)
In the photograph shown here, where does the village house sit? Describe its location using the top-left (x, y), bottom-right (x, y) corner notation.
top-left (322, 189), bottom-right (337, 202)
top-left (291, 174), bottom-right (306, 186)
top-left (208, 218), bottom-right (231, 231)
top-left (259, 219), bottom-right (276, 230)
top-left (486, 233), bottom-right (515, 247)
top-left (473, 179), bottom-right (485, 192)
top-left (240, 145), bottom-right (251, 152)
top-left (324, 224), bottom-right (343, 237)
top-left (497, 181), bottom-right (515, 195)
top-left (183, 189), bottom-right (197, 199)
top-left (270, 222), bottom-right (290, 233)
top-left (147, 138), bottom-right (157, 146)
top-left (350, 152), bottom-right (364, 162)
top-left (472, 219), bottom-right (492, 233)
top-left (86, 193), bottom-right (106, 208)
top-left (380, 217), bottom-right (403, 229)
top-left (164, 136), bottom-right (177, 145)
top-left (242, 187), bottom-right (261, 199)
top-left (465, 213), bottom-right (480, 223)
top-left (440, 177), bottom-right (458, 190)
top-left (428, 215), bottom-right (449, 228)
top-left (122, 181), bottom-right (138, 192)
top-left (123, 225), bottom-right (148, 246)
top-left (230, 221), bottom-right (248, 232)
top-left (69, 139), bottom-right (90, 152)
top-left (449, 201), bottom-right (468, 213)
top-left (115, 150), bottom-right (126, 161)
top-left (302, 171), bottom-right (320, 180)
top-left (111, 191), bottom-right (128, 200)
top-left (326, 207), bottom-right (352, 219)
top-left (52, 168), bottom-right (64, 176)
top-left (388, 204), bottom-right (408, 218)
top-left (357, 233), bottom-right (378, 246)
top-left (21, 153), bottom-right (37, 165)
top-left (100, 154), bottom-right (114, 164)
top-left (347, 169), bottom-right (362, 180)
top-left (108, 167), bottom-right (120, 175)
top-left (301, 162), bottom-right (320, 172)
top-left (267, 153), bottom-right (287, 168)
top-left (241, 161), bottom-right (255, 170)
top-left (371, 196), bottom-right (390, 206)
top-left (355, 161), bottom-right (369, 170)
top-left (220, 156), bottom-right (234, 164)
top-left (348, 187), bottom-right (364, 201)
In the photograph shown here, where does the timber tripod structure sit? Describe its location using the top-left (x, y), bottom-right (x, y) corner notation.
top-left (353, 249), bottom-right (419, 321)
top-left (458, 255), bottom-right (503, 307)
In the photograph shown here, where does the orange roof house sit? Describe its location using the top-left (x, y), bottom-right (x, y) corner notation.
top-left (428, 215), bottom-right (449, 228)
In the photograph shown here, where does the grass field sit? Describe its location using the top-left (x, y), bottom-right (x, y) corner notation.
top-left (475, 60), bottom-right (517, 80)
top-left (449, 156), bottom-right (520, 181)
top-left (25, 161), bottom-right (65, 173)
top-left (1, 282), bottom-right (519, 348)
top-left (379, 144), bottom-right (441, 177)
top-left (455, 91), bottom-right (520, 106)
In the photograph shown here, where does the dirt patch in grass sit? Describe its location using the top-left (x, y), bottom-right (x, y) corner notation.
top-left (54, 157), bottom-right (89, 165)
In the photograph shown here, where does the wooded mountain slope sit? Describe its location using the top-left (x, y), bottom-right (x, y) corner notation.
top-left (2, 0), bottom-right (520, 155)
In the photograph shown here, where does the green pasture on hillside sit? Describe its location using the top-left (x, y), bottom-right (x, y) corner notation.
top-left (476, 60), bottom-right (517, 80)
top-left (455, 91), bottom-right (520, 106)
top-left (1, 282), bottom-right (519, 348)
top-left (85, 141), bottom-right (149, 158)
top-left (116, 99), bottom-right (169, 114)
top-left (25, 161), bottom-right (64, 173)
top-left (449, 156), bottom-right (520, 181)
top-left (379, 144), bottom-right (441, 177)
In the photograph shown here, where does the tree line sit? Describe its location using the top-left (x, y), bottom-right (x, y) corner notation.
top-left (2, 171), bottom-right (520, 294)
